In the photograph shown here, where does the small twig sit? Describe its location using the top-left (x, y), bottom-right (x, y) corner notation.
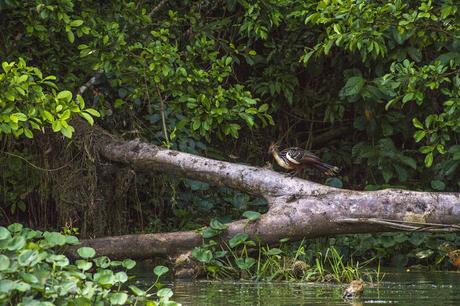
top-left (143, 67), bottom-right (152, 114)
top-left (336, 217), bottom-right (460, 232)
top-left (149, 0), bottom-right (168, 17)
top-left (1, 151), bottom-right (79, 172)
top-left (379, 218), bottom-right (460, 230)
top-left (78, 72), bottom-right (104, 96)
top-left (155, 85), bottom-right (170, 145)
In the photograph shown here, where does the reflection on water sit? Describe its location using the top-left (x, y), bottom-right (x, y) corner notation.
top-left (133, 266), bottom-right (460, 306)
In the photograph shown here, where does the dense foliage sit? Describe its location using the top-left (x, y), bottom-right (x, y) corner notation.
top-left (0, 224), bottom-right (178, 305)
top-left (0, 1), bottom-right (459, 267)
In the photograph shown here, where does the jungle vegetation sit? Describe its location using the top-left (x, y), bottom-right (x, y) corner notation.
top-left (1, 0), bottom-right (460, 271)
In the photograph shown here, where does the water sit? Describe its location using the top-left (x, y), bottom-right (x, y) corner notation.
top-left (133, 268), bottom-right (460, 305)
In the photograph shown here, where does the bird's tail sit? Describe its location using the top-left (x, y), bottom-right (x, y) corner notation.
top-left (313, 162), bottom-right (340, 176)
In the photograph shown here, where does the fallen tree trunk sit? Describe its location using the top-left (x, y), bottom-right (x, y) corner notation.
top-left (72, 137), bottom-right (460, 259)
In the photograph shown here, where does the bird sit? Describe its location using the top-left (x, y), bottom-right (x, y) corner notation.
top-left (447, 249), bottom-right (460, 269)
top-left (343, 279), bottom-right (364, 300)
top-left (268, 142), bottom-right (340, 177)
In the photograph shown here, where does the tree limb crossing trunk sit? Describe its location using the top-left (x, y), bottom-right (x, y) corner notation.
top-left (76, 138), bottom-right (460, 259)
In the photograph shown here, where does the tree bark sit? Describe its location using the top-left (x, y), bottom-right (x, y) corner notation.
top-left (71, 137), bottom-right (460, 259)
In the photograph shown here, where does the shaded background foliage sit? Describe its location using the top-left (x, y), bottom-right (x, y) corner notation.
top-left (0, 0), bottom-right (459, 266)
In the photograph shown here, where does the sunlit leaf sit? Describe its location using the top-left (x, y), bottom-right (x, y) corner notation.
top-left (77, 247), bottom-right (96, 259)
top-left (153, 265), bottom-right (169, 277)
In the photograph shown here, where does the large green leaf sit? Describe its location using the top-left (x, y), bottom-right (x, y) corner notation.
top-left (341, 76), bottom-right (365, 97)
top-left (229, 233), bottom-right (249, 248)
top-left (77, 247), bottom-right (96, 259)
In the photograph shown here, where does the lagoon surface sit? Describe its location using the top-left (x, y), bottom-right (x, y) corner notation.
top-left (133, 269), bottom-right (460, 305)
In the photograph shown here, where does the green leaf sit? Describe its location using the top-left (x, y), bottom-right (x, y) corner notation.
top-left (67, 30), bottom-right (75, 43)
top-left (65, 235), bottom-right (79, 245)
top-left (0, 280), bottom-right (17, 293)
top-left (403, 92), bottom-right (414, 103)
top-left (76, 259), bottom-right (93, 271)
top-left (8, 223), bottom-right (23, 233)
top-left (57, 90), bottom-right (73, 102)
top-left (10, 113), bottom-right (27, 123)
top-left (84, 108), bottom-right (100, 117)
top-left (419, 146), bottom-right (433, 154)
top-left (17, 74), bottom-right (28, 83)
top-left (18, 249), bottom-right (39, 266)
top-left (436, 144), bottom-right (446, 154)
top-left (129, 285), bottom-right (146, 296)
top-left (7, 236), bottom-right (26, 251)
top-left (77, 246), bottom-right (96, 259)
top-left (453, 152), bottom-right (460, 161)
top-left (242, 211), bottom-right (261, 221)
top-left (431, 180), bottom-right (445, 191)
top-left (157, 288), bottom-right (173, 299)
top-left (50, 118), bottom-right (62, 131)
top-left (14, 281), bottom-right (31, 292)
top-left (258, 104), bottom-right (269, 112)
top-left (94, 270), bottom-right (115, 285)
top-left (110, 260), bottom-right (122, 267)
top-left (114, 271), bottom-right (128, 283)
top-left (192, 247), bottom-right (213, 263)
top-left (201, 227), bottom-right (220, 239)
top-left (424, 152), bottom-right (433, 168)
top-left (407, 47), bottom-right (422, 62)
top-left (235, 257), bottom-right (256, 270)
top-left (122, 258), bottom-right (136, 270)
top-left (43, 110), bottom-right (54, 122)
top-left (229, 233), bottom-right (248, 248)
top-left (192, 120), bottom-right (201, 130)
top-left (0, 227), bottom-right (11, 240)
top-left (70, 20), bottom-right (84, 27)
top-left (302, 50), bottom-right (315, 64)
top-left (382, 168), bottom-right (393, 183)
top-left (60, 125), bottom-right (74, 138)
top-left (109, 292), bottom-right (128, 305)
top-left (398, 156), bottom-right (417, 170)
top-left (76, 94), bottom-right (85, 108)
top-left (19, 272), bottom-right (39, 284)
top-left (341, 76), bottom-right (365, 97)
top-left (209, 219), bottom-right (228, 230)
top-left (46, 254), bottom-right (69, 267)
top-left (80, 112), bottom-right (94, 125)
top-left (44, 232), bottom-right (66, 247)
top-left (2, 61), bottom-right (11, 73)
top-left (0, 255), bottom-right (10, 271)
top-left (412, 118), bottom-right (424, 129)
top-left (23, 127), bottom-right (33, 139)
top-left (264, 248), bottom-right (283, 256)
top-left (414, 130), bottom-right (426, 142)
top-left (153, 265), bottom-right (169, 277)
top-left (225, 56), bottom-right (233, 66)
top-left (94, 256), bottom-right (111, 268)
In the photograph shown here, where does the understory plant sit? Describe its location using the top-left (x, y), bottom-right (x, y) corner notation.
top-left (191, 215), bottom-right (383, 283)
top-left (0, 223), bottom-right (179, 305)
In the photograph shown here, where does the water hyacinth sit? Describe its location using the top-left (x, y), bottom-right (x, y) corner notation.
top-left (0, 223), bottom-right (180, 305)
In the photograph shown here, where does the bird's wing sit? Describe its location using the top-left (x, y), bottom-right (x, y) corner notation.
top-left (281, 148), bottom-right (301, 164)
top-left (300, 151), bottom-right (321, 163)
top-left (284, 147), bottom-right (320, 164)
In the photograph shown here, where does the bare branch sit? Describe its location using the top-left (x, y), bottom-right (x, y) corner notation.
top-left (149, 0), bottom-right (168, 17)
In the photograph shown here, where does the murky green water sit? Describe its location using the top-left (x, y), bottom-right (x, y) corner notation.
top-left (134, 268), bottom-right (460, 305)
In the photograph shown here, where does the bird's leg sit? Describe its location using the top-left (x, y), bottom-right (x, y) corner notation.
top-left (286, 169), bottom-right (300, 178)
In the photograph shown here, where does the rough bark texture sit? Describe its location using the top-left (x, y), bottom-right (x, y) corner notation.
top-left (70, 138), bottom-right (460, 259)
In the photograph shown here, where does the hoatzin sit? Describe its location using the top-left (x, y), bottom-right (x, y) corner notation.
top-left (268, 142), bottom-right (340, 177)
